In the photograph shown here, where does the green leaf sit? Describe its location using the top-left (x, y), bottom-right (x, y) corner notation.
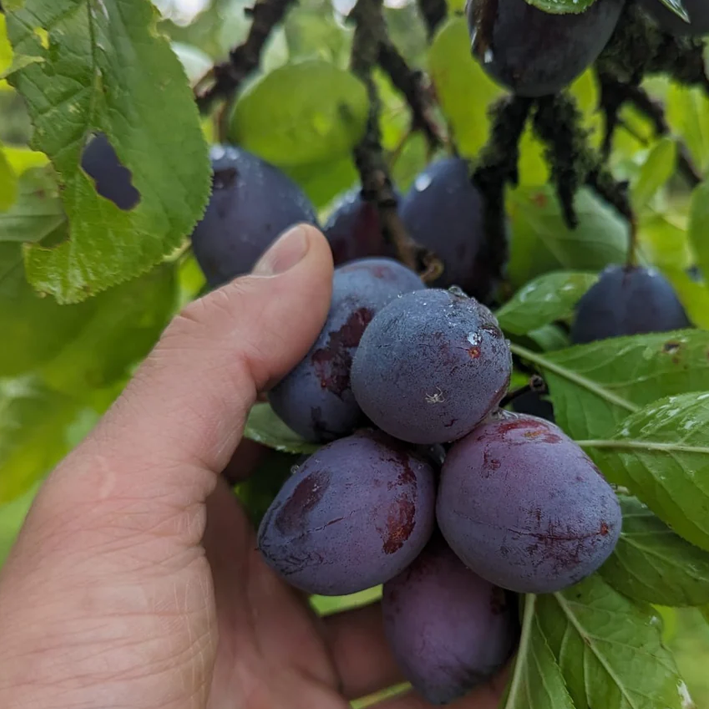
top-left (502, 594), bottom-right (577, 709)
top-left (664, 267), bottom-right (709, 331)
top-left (245, 403), bottom-right (319, 455)
top-left (0, 142), bottom-right (18, 212)
top-left (171, 42), bottom-right (212, 85)
top-left (496, 272), bottom-right (598, 336)
top-left (428, 17), bottom-right (503, 159)
top-left (600, 495), bottom-right (709, 607)
top-left (666, 84), bottom-right (709, 174)
top-left (507, 187), bottom-right (630, 289)
top-left (538, 574), bottom-right (685, 709)
top-left (688, 182), bottom-right (709, 281)
top-left (4, 0), bottom-right (211, 303)
top-left (229, 60), bottom-right (368, 168)
top-left (0, 376), bottom-right (83, 503)
top-left (40, 264), bottom-right (177, 394)
top-left (284, 156), bottom-right (358, 209)
top-left (0, 242), bottom-right (95, 378)
top-left (0, 167), bottom-right (65, 243)
top-left (523, 0), bottom-right (598, 13)
top-left (632, 138), bottom-right (677, 208)
top-left (582, 392), bottom-right (709, 553)
top-left (510, 330), bottom-right (709, 440)
top-left (639, 212), bottom-right (693, 272)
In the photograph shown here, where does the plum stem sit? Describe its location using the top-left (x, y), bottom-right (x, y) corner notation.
top-left (194, 0), bottom-right (295, 113)
top-left (349, 0), bottom-right (443, 281)
top-left (500, 375), bottom-right (547, 408)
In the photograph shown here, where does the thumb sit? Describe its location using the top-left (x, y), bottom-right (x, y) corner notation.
top-left (23, 224), bottom-right (333, 546)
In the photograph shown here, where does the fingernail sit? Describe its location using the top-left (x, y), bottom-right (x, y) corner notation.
top-left (253, 225), bottom-right (310, 276)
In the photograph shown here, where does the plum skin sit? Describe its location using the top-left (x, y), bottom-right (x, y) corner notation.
top-left (191, 145), bottom-right (318, 287)
top-left (400, 158), bottom-right (497, 302)
top-left (437, 411), bottom-right (622, 594)
top-left (571, 265), bottom-right (691, 344)
top-left (324, 189), bottom-right (394, 265)
top-left (257, 430), bottom-right (437, 596)
top-left (467, 0), bottom-right (625, 97)
top-left (81, 133), bottom-right (141, 210)
top-left (270, 258), bottom-right (424, 442)
top-left (351, 289), bottom-right (512, 444)
top-left (383, 537), bottom-right (517, 705)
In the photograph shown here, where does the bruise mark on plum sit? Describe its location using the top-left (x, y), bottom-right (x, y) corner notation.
top-left (468, 346), bottom-right (481, 359)
top-left (275, 470), bottom-right (329, 534)
top-left (382, 497), bottom-right (417, 554)
top-left (483, 449), bottom-right (501, 475)
top-left (312, 307), bottom-right (374, 397)
top-left (600, 521), bottom-right (609, 536)
top-left (496, 418), bottom-right (562, 444)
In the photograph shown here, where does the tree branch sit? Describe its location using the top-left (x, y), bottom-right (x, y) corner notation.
top-left (377, 40), bottom-right (443, 151)
top-left (472, 95), bottom-right (533, 291)
top-left (349, 0), bottom-right (442, 279)
top-left (416, 0), bottom-right (447, 39)
top-left (194, 0), bottom-right (295, 114)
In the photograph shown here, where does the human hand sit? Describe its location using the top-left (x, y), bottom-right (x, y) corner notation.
top-left (0, 226), bottom-right (505, 709)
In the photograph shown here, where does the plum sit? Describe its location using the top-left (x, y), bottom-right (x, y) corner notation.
top-left (258, 430), bottom-right (437, 596)
top-left (383, 536), bottom-right (517, 705)
top-left (641, 0), bottom-right (709, 35)
top-left (401, 158), bottom-right (497, 302)
top-left (81, 133), bottom-right (140, 210)
top-left (467, 0), bottom-right (625, 97)
top-left (191, 145), bottom-right (318, 287)
top-left (270, 258), bottom-right (424, 442)
top-left (571, 265), bottom-right (691, 344)
top-left (351, 288), bottom-right (511, 444)
top-left (324, 189), bottom-right (394, 265)
top-left (437, 411), bottom-right (622, 593)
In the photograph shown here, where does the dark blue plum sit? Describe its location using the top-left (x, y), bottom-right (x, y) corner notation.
top-left (81, 133), bottom-right (141, 210)
top-left (383, 536), bottom-right (517, 705)
top-left (257, 430), bottom-right (437, 596)
top-left (351, 289), bottom-right (511, 444)
top-left (437, 411), bottom-right (622, 593)
top-left (401, 158), bottom-right (496, 302)
top-left (191, 145), bottom-right (318, 287)
top-left (270, 258), bottom-right (424, 442)
top-left (468, 0), bottom-right (625, 97)
top-left (571, 265), bottom-right (691, 344)
top-left (641, 0), bottom-right (709, 35)
top-left (324, 189), bottom-right (394, 265)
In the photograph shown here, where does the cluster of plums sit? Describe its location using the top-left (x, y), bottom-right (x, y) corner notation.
top-left (257, 256), bottom-right (623, 704)
top-left (467, 0), bottom-right (709, 99)
top-left (81, 131), bottom-right (695, 703)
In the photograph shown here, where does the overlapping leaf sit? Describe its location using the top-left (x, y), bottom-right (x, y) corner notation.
top-left (600, 495), bottom-right (709, 606)
top-left (511, 329), bottom-right (709, 439)
top-left (4, 0), bottom-right (210, 302)
top-left (245, 403), bottom-right (319, 454)
top-left (583, 392), bottom-right (709, 552)
top-left (538, 575), bottom-right (686, 709)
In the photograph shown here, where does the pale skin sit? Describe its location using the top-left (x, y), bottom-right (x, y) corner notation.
top-left (0, 226), bottom-right (504, 709)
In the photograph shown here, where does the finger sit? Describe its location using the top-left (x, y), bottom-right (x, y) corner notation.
top-left (24, 225), bottom-right (333, 544)
top-left (370, 669), bottom-right (508, 709)
top-left (323, 602), bottom-right (403, 700)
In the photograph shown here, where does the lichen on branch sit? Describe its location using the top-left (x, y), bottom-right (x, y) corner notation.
top-left (349, 0), bottom-right (442, 280)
